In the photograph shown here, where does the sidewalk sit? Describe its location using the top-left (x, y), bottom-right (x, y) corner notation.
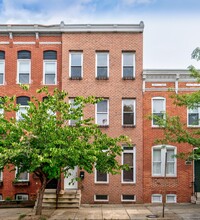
top-left (1, 204), bottom-right (200, 220)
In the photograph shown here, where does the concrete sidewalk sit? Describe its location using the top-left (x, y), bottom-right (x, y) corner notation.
top-left (1, 204), bottom-right (200, 220)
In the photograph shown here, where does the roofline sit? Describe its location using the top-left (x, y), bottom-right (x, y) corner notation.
top-left (143, 69), bottom-right (191, 75)
top-left (0, 21), bottom-right (144, 33)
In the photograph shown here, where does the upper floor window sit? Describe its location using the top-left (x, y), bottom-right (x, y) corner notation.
top-left (43, 50), bottom-right (57, 85)
top-left (152, 145), bottom-right (177, 177)
top-left (95, 169), bottom-right (109, 184)
top-left (188, 106), bottom-right (200, 127)
top-left (122, 99), bottom-right (136, 126)
top-left (96, 99), bottom-right (109, 126)
top-left (122, 146), bottom-right (135, 183)
top-left (15, 167), bottom-right (29, 182)
top-left (122, 52), bottom-right (135, 79)
top-left (0, 51), bottom-right (5, 85)
top-left (16, 96), bottom-right (30, 121)
top-left (70, 52), bottom-right (83, 79)
top-left (17, 50), bottom-right (31, 84)
top-left (69, 98), bottom-right (81, 126)
top-left (152, 97), bottom-right (166, 127)
top-left (96, 52), bottom-right (109, 79)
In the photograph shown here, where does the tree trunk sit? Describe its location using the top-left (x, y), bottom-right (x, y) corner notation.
top-left (35, 174), bottom-right (47, 215)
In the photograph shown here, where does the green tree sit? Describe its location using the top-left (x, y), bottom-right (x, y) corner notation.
top-left (154, 48), bottom-right (200, 159)
top-left (0, 87), bottom-right (128, 215)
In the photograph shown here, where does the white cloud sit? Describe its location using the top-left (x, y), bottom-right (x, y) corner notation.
top-left (122, 0), bottom-right (154, 5)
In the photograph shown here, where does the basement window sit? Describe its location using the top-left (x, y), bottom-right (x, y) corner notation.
top-left (16, 194), bottom-right (28, 201)
top-left (151, 194), bottom-right (162, 203)
top-left (166, 194), bottom-right (177, 203)
top-left (121, 194), bottom-right (136, 202)
top-left (94, 195), bottom-right (109, 202)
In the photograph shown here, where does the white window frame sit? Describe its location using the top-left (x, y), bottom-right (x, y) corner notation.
top-left (95, 52), bottom-right (109, 78)
top-left (122, 99), bottom-right (136, 126)
top-left (95, 99), bottom-right (109, 126)
top-left (122, 52), bottom-right (135, 78)
top-left (152, 97), bottom-right (166, 127)
top-left (69, 52), bottom-right (83, 78)
top-left (69, 98), bottom-right (82, 126)
top-left (166, 194), bottom-right (177, 203)
top-left (94, 194), bottom-right (109, 202)
top-left (16, 194), bottom-right (28, 201)
top-left (43, 60), bottom-right (57, 85)
top-left (15, 167), bottom-right (29, 182)
top-left (152, 145), bottom-right (177, 177)
top-left (0, 60), bottom-right (5, 85)
top-left (152, 194), bottom-right (162, 203)
top-left (121, 146), bottom-right (136, 184)
top-left (187, 106), bottom-right (200, 127)
top-left (94, 168), bottom-right (109, 184)
top-left (16, 105), bottom-right (29, 121)
top-left (17, 59), bottom-right (31, 84)
top-left (121, 194), bottom-right (136, 202)
top-left (0, 171), bottom-right (3, 181)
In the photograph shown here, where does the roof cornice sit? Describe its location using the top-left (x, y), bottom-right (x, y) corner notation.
top-left (0, 21), bottom-right (144, 33)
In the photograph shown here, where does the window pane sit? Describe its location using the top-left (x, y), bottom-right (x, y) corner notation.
top-left (71, 67), bottom-right (81, 77)
top-left (152, 195), bottom-right (162, 203)
top-left (123, 113), bottom-right (134, 125)
top-left (166, 195), bottom-right (176, 203)
top-left (153, 113), bottom-right (164, 125)
top-left (167, 162), bottom-right (174, 175)
top-left (123, 168), bottom-right (133, 182)
top-left (153, 99), bottom-right (164, 113)
top-left (122, 195), bottom-right (135, 201)
top-left (123, 67), bottom-right (133, 77)
top-left (19, 61), bottom-right (30, 72)
top-left (97, 53), bottom-right (107, 66)
top-left (0, 62), bottom-right (4, 72)
top-left (96, 170), bottom-right (107, 182)
top-left (124, 153), bottom-right (133, 166)
top-left (153, 150), bottom-right (161, 161)
top-left (189, 113), bottom-right (199, 125)
top-left (0, 172), bottom-right (2, 180)
top-left (153, 162), bottom-right (161, 175)
top-left (97, 100), bottom-right (107, 112)
top-left (45, 74), bottom-right (55, 84)
top-left (123, 53), bottom-right (133, 66)
top-left (123, 100), bottom-right (134, 112)
top-left (167, 150), bottom-right (175, 162)
top-left (45, 62), bottom-right (55, 73)
top-left (19, 172), bottom-right (28, 180)
top-left (189, 107), bottom-right (199, 113)
top-left (71, 54), bottom-right (81, 66)
top-left (95, 195), bottom-right (108, 200)
top-left (97, 113), bottom-right (108, 125)
top-left (97, 67), bottom-right (107, 77)
top-left (19, 74), bottom-right (29, 84)
top-left (17, 106), bottom-right (28, 121)
top-left (0, 74), bottom-right (3, 84)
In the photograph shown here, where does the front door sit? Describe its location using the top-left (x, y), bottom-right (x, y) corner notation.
top-left (195, 160), bottom-right (200, 192)
top-left (64, 167), bottom-right (78, 190)
top-left (46, 178), bottom-right (58, 189)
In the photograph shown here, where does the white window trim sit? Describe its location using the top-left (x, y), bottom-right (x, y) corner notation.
top-left (121, 146), bottom-right (136, 184)
top-left (95, 52), bottom-right (109, 78)
top-left (0, 171), bottom-right (3, 181)
top-left (68, 98), bottom-right (82, 126)
top-left (16, 194), bottom-right (29, 201)
top-left (121, 52), bottom-right (135, 78)
top-left (16, 105), bottom-right (29, 121)
top-left (43, 60), bottom-right (57, 85)
top-left (94, 168), bottom-right (109, 184)
top-left (121, 194), bottom-right (136, 202)
top-left (152, 97), bottom-right (166, 127)
top-left (166, 194), bottom-right (177, 203)
top-left (152, 194), bottom-right (162, 203)
top-left (122, 99), bottom-right (136, 126)
top-left (0, 60), bottom-right (5, 85)
top-left (187, 106), bottom-right (200, 127)
top-left (152, 145), bottom-right (177, 177)
top-left (95, 99), bottom-right (109, 126)
top-left (69, 52), bottom-right (83, 78)
top-left (15, 167), bottom-right (29, 182)
top-left (17, 59), bottom-right (31, 84)
top-left (94, 194), bottom-right (109, 202)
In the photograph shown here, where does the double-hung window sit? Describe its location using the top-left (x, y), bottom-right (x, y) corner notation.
top-left (70, 52), bottom-right (83, 79)
top-left (122, 99), bottom-right (136, 126)
top-left (122, 52), bottom-right (135, 79)
top-left (96, 52), bottom-right (109, 79)
top-left (152, 145), bottom-right (176, 177)
top-left (95, 169), bottom-right (108, 184)
top-left (122, 146), bottom-right (135, 183)
top-left (15, 167), bottom-right (29, 182)
top-left (188, 106), bottom-right (200, 127)
top-left (0, 51), bottom-right (5, 85)
top-left (69, 98), bottom-right (81, 126)
top-left (43, 51), bottom-right (57, 85)
top-left (17, 50), bottom-right (31, 84)
top-left (16, 96), bottom-right (30, 121)
top-left (152, 97), bottom-right (166, 126)
top-left (96, 99), bottom-right (109, 126)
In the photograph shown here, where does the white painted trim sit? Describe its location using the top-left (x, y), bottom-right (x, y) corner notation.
top-left (69, 52), bottom-right (83, 78)
top-left (151, 97), bottom-right (166, 127)
top-left (17, 59), bottom-right (31, 84)
top-left (121, 52), bottom-right (135, 78)
top-left (0, 60), bottom-right (5, 85)
top-left (0, 42), bottom-right (9, 45)
top-left (15, 167), bottom-right (29, 181)
top-left (166, 194), bottom-right (177, 203)
top-left (39, 42), bottom-right (62, 45)
top-left (43, 60), bottom-right (57, 85)
top-left (13, 42), bottom-right (35, 45)
top-left (187, 106), bottom-right (200, 127)
top-left (95, 99), bottom-right (109, 125)
top-left (16, 194), bottom-right (29, 201)
top-left (94, 168), bottom-right (109, 184)
top-left (121, 194), bottom-right (136, 202)
top-left (122, 99), bottom-right (136, 126)
top-left (121, 146), bottom-right (136, 184)
top-left (186, 83), bottom-right (200, 87)
top-left (151, 194), bottom-right (162, 203)
top-left (95, 52), bottom-right (109, 78)
top-left (94, 195), bottom-right (109, 202)
top-left (152, 145), bottom-right (177, 177)
top-left (152, 83), bottom-right (167, 87)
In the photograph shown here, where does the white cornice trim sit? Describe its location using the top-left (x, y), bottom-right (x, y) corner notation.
top-left (0, 42), bottom-right (9, 44)
top-left (39, 42), bottom-right (62, 45)
top-left (13, 42), bottom-right (35, 45)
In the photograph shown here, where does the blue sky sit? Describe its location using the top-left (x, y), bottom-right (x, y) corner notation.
top-left (0, 0), bottom-right (200, 69)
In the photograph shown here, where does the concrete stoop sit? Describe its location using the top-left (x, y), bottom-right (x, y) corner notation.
top-left (42, 189), bottom-right (81, 208)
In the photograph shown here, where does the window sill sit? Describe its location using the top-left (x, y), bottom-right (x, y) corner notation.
top-left (122, 77), bottom-right (135, 80)
top-left (95, 182), bottom-right (109, 184)
top-left (13, 181), bottom-right (30, 186)
top-left (187, 126), bottom-right (200, 128)
top-left (121, 182), bottom-right (136, 185)
top-left (122, 125), bottom-right (135, 128)
top-left (70, 77), bottom-right (82, 80)
top-left (98, 125), bottom-right (109, 128)
top-left (96, 76), bottom-right (109, 80)
top-left (152, 176), bottom-right (177, 179)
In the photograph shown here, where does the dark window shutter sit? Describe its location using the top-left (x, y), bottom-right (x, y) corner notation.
top-left (43, 51), bottom-right (57, 60)
top-left (0, 51), bottom-right (5, 59)
top-left (18, 51), bottom-right (31, 59)
top-left (17, 96), bottom-right (30, 105)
